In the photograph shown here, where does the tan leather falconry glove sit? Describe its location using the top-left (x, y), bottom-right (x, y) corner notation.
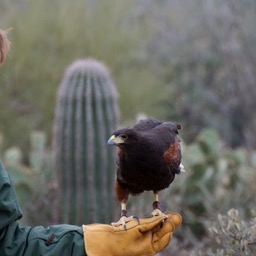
top-left (83, 212), bottom-right (181, 256)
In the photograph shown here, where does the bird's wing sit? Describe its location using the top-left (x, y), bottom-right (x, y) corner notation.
top-left (154, 121), bottom-right (181, 135)
top-left (162, 137), bottom-right (182, 172)
top-left (133, 118), bottom-right (162, 132)
top-left (150, 122), bottom-right (182, 174)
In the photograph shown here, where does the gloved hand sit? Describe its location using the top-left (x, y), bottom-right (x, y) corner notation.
top-left (83, 212), bottom-right (181, 256)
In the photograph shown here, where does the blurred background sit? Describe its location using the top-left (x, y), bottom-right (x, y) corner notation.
top-left (1, 0), bottom-right (256, 255)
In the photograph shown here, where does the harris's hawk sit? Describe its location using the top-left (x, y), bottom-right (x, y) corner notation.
top-left (108, 117), bottom-right (184, 228)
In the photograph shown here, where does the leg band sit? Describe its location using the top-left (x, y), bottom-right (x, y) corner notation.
top-left (121, 209), bottom-right (127, 217)
top-left (152, 201), bottom-right (160, 210)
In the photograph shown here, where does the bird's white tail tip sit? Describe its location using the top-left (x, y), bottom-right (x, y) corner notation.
top-left (179, 163), bottom-right (186, 172)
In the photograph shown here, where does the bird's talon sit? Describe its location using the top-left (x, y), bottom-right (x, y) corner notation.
top-left (162, 214), bottom-right (168, 221)
top-left (133, 215), bottom-right (140, 225)
top-left (111, 215), bottom-right (135, 230)
top-left (151, 208), bottom-right (168, 219)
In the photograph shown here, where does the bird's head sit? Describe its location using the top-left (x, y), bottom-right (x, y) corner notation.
top-left (107, 128), bottom-right (139, 148)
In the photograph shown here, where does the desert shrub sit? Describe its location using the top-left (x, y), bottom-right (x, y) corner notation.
top-left (171, 129), bottom-right (256, 249)
top-left (198, 208), bottom-right (256, 255)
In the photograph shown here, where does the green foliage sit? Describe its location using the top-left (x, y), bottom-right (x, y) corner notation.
top-left (29, 131), bottom-right (47, 173)
top-left (198, 209), bottom-right (256, 256)
top-left (1, 0), bottom-right (256, 152)
top-left (0, 0), bottom-right (165, 153)
top-left (197, 129), bottom-right (219, 162)
top-left (174, 129), bottom-right (256, 244)
top-left (164, 0), bottom-right (256, 148)
top-left (53, 58), bottom-right (119, 225)
top-left (1, 131), bottom-right (56, 226)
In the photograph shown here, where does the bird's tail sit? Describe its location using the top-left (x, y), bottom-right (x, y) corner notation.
top-left (179, 163), bottom-right (186, 173)
top-left (174, 163), bottom-right (186, 174)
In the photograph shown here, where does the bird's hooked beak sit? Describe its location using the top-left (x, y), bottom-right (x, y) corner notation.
top-left (108, 135), bottom-right (116, 146)
top-left (107, 135), bottom-right (124, 146)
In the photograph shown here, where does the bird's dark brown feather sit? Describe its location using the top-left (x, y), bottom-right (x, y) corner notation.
top-left (133, 117), bottom-right (162, 132)
top-left (115, 179), bottom-right (129, 202)
top-left (111, 118), bottom-right (182, 202)
top-left (163, 138), bottom-right (181, 174)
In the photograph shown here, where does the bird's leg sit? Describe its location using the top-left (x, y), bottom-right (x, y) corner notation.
top-left (111, 202), bottom-right (139, 230)
top-left (151, 191), bottom-right (168, 219)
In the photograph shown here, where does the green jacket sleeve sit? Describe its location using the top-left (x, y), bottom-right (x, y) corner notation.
top-left (0, 161), bottom-right (86, 256)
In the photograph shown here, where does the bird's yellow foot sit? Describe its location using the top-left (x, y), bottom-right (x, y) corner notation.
top-left (151, 208), bottom-right (168, 219)
top-left (111, 215), bottom-right (139, 230)
top-left (151, 201), bottom-right (168, 219)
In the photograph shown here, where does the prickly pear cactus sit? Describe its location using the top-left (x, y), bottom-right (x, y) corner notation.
top-left (29, 131), bottom-right (47, 173)
top-left (53, 59), bottom-right (119, 225)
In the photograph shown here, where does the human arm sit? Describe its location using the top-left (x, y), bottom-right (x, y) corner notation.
top-left (0, 161), bottom-right (86, 256)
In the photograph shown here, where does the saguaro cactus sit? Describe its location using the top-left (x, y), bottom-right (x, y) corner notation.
top-left (53, 59), bottom-right (119, 225)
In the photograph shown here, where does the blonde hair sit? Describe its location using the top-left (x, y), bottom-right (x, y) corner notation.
top-left (0, 29), bottom-right (10, 65)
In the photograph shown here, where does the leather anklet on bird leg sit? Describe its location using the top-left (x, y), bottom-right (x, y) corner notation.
top-left (111, 203), bottom-right (140, 230)
top-left (151, 192), bottom-right (168, 219)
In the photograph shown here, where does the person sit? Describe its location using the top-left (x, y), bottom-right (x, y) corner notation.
top-left (0, 30), bottom-right (182, 256)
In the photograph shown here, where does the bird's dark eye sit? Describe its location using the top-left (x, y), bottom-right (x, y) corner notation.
top-left (120, 134), bottom-right (128, 140)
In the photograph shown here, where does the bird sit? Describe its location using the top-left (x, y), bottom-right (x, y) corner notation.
top-left (107, 117), bottom-right (184, 229)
